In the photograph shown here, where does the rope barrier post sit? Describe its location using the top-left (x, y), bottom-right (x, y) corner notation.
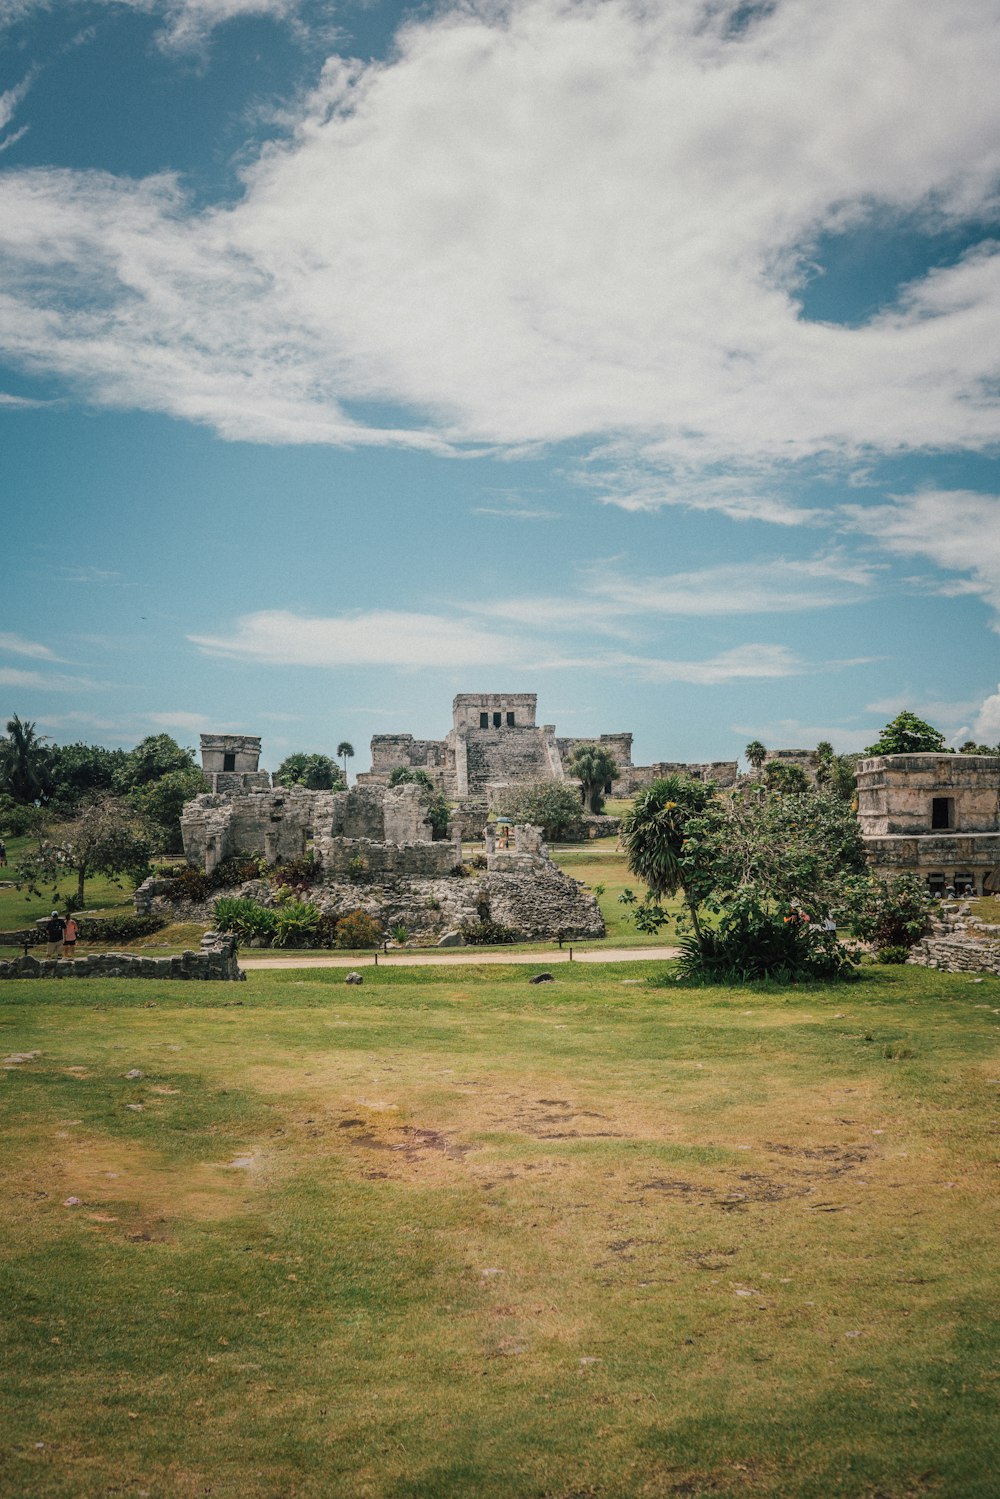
top-left (569, 946), bottom-right (573, 961)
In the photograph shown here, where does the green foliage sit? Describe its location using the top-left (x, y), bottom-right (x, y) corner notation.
top-left (272, 900), bottom-right (321, 948)
top-left (500, 781), bottom-right (585, 841)
top-left (764, 760), bottom-right (810, 794)
top-left (46, 741), bottom-right (129, 813)
top-left (565, 743), bottom-right (619, 814)
top-left (0, 794), bottom-right (42, 837)
top-left (273, 752), bottom-right (344, 791)
top-left (334, 909), bottom-right (382, 948)
top-left (212, 897), bottom-right (278, 942)
top-left (269, 852), bottom-right (319, 889)
top-left (677, 895), bottom-right (858, 983)
top-left (388, 765), bottom-right (433, 789)
top-left (128, 765), bottom-right (208, 852)
top-left (75, 913), bottom-right (166, 943)
top-left (621, 777), bottom-right (718, 948)
top-left (959, 740), bottom-right (999, 754)
top-left (459, 917), bottom-right (518, 945)
top-left (744, 739), bottom-right (767, 770)
top-left (15, 797), bottom-right (153, 907)
top-left (875, 945), bottom-right (911, 965)
top-left (114, 733), bottom-right (196, 792)
top-left (865, 711), bottom-right (949, 756)
top-left (841, 873), bottom-right (933, 951)
top-left (336, 741), bottom-right (355, 780)
top-left (391, 923), bottom-right (409, 944)
top-left (0, 715), bottom-right (51, 803)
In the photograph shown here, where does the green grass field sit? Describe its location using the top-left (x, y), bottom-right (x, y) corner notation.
top-left (1, 960), bottom-right (998, 1498)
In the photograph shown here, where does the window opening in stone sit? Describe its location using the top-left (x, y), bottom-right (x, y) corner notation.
top-left (222, 752), bottom-right (236, 772)
top-left (955, 873), bottom-right (974, 895)
top-left (493, 712), bottom-right (502, 728)
top-left (927, 872), bottom-right (945, 897)
top-left (480, 713), bottom-right (489, 728)
top-left (931, 797), bottom-right (953, 830)
top-left (507, 712), bottom-right (515, 726)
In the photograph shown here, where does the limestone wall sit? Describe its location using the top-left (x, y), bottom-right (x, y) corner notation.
top-left (452, 693), bottom-right (537, 729)
top-left (181, 788), bottom-right (315, 872)
top-left (313, 836), bottom-right (458, 879)
top-left (624, 760), bottom-right (739, 793)
top-left (0, 933), bottom-right (244, 982)
top-left (857, 754), bottom-right (1000, 836)
top-left (200, 734), bottom-right (261, 775)
top-left (906, 934), bottom-right (1000, 976)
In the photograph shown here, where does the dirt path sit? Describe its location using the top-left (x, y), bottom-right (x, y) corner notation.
top-left (240, 944), bottom-right (680, 971)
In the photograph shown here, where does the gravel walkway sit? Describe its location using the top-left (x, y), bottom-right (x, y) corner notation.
top-left (240, 944), bottom-right (679, 970)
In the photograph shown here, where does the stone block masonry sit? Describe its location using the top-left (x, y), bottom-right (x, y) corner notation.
top-left (0, 933), bottom-right (244, 981)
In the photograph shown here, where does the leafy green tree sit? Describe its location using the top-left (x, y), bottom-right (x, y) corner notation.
top-left (114, 733), bottom-right (196, 792)
top-left (337, 741), bottom-right (355, 782)
top-left (128, 765), bottom-right (208, 852)
top-left (15, 796), bottom-right (152, 908)
top-left (865, 711), bottom-right (948, 756)
top-left (764, 760), bottom-right (810, 794)
top-left (959, 740), bottom-right (999, 755)
top-left (47, 741), bottom-right (129, 813)
top-left (744, 740), bottom-right (767, 771)
top-left (0, 715), bottom-right (52, 803)
top-left (500, 782), bottom-right (585, 842)
top-left (274, 752), bottom-right (344, 791)
top-left (565, 743), bottom-right (618, 814)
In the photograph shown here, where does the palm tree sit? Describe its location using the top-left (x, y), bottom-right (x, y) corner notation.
top-left (565, 743), bottom-right (618, 814)
top-left (621, 775), bottom-right (715, 950)
top-left (336, 741), bottom-right (355, 785)
top-left (745, 740), bottom-right (767, 772)
top-left (0, 715), bottom-right (50, 803)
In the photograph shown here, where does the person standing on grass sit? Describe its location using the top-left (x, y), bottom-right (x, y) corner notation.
top-left (0, 839), bottom-right (6, 866)
top-left (62, 913), bottom-right (79, 959)
top-left (44, 910), bottom-right (64, 959)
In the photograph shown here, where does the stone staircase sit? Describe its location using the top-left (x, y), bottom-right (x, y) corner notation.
top-left (463, 728), bottom-right (555, 795)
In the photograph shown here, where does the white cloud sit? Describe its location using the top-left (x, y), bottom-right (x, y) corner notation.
top-left (0, 0), bottom-right (302, 53)
top-left (145, 709), bottom-right (213, 733)
top-left (0, 666), bottom-right (101, 690)
top-left (844, 489), bottom-right (1000, 628)
top-left (973, 686), bottom-right (1000, 743)
top-left (605, 643), bottom-right (806, 685)
top-left (0, 632), bottom-right (60, 660)
top-left (1, 0), bottom-right (1000, 486)
top-left (469, 552), bottom-right (878, 631)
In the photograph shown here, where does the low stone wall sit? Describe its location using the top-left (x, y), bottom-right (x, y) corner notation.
top-left (0, 934), bottom-right (244, 982)
top-left (907, 935), bottom-right (1000, 976)
top-left (314, 836), bottom-right (459, 879)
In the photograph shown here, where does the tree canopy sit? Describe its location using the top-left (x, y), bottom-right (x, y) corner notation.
top-left (499, 781), bottom-right (585, 842)
top-left (274, 753), bottom-right (344, 791)
top-left (865, 711), bottom-right (948, 756)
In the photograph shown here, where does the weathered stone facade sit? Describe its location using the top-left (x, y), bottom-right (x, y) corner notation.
top-left (181, 786), bottom-right (316, 872)
top-left (200, 734), bottom-right (267, 793)
top-left (360, 691), bottom-right (736, 801)
top-left (857, 754), bottom-right (1000, 895)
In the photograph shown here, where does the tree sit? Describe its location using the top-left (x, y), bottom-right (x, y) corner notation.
top-left (0, 715), bottom-right (51, 803)
top-left (500, 782), bottom-right (585, 842)
top-left (621, 775), bottom-right (719, 949)
top-left (47, 741), bottom-right (129, 813)
top-left (764, 760), bottom-right (810, 794)
top-left (337, 741), bottom-right (355, 783)
top-left (841, 873), bottom-right (933, 957)
top-left (114, 733), bottom-right (196, 792)
top-left (565, 743), bottom-right (618, 814)
top-left (16, 796), bottom-right (152, 908)
top-left (274, 753), bottom-right (344, 791)
top-left (959, 740), bottom-right (999, 755)
top-left (745, 740), bottom-right (767, 772)
top-left (865, 711), bottom-right (948, 756)
top-left (813, 741), bottom-right (834, 786)
top-left (128, 765), bottom-right (208, 853)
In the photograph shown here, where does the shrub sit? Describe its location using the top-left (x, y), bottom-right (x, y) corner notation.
top-left (270, 852), bottom-right (319, 890)
top-left (459, 918), bottom-right (518, 946)
top-left (677, 899), bottom-right (858, 984)
top-left (499, 782), bottom-right (584, 842)
top-left (391, 923), bottom-right (408, 944)
top-left (169, 865), bottom-right (211, 902)
top-left (210, 854), bottom-right (268, 889)
top-left (75, 913), bottom-right (167, 943)
top-left (212, 897), bottom-right (278, 943)
top-left (273, 900), bottom-right (321, 948)
top-left (334, 909), bottom-right (382, 948)
top-left (875, 944), bottom-right (911, 965)
top-left (842, 874), bottom-right (933, 952)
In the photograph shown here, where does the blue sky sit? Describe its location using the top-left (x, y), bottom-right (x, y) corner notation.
top-left (2, 0), bottom-right (1000, 774)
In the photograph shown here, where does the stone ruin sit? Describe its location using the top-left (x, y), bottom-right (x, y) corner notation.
top-left (856, 753), bottom-right (1000, 898)
top-left (200, 733), bottom-right (270, 794)
top-left (359, 692), bottom-right (738, 800)
top-left (170, 775), bottom-right (604, 945)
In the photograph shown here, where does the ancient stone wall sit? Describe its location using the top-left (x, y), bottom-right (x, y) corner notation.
top-left (200, 734), bottom-right (261, 776)
top-left (906, 934), bottom-right (1000, 976)
top-left (313, 837), bottom-right (458, 880)
top-left (181, 788), bottom-right (315, 872)
top-left (624, 760), bottom-right (739, 793)
top-left (477, 871), bottom-right (605, 940)
top-left (0, 933), bottom-right (244, 982)
top-left (452, 693), bottom-right (537, 730)
top-left (211, 771), bottom-right (271, 794)
top-left (857, 754), bottom-right (1000, 836)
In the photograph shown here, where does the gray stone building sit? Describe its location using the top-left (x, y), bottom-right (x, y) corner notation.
top-left (360, 692), bottom-right (737, 800)
top-left (856, 753), bottom-right (1000, 896)
top-left (199, 734), bottom-right (270, 793)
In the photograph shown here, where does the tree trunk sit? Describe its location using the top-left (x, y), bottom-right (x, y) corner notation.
top-left (77, 863), bottom-right (86, 907)
top-left (685, 893), bottom-right (705, 952)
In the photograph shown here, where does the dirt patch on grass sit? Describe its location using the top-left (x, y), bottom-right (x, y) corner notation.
top-left (6, 1128), bottom-right (262, 1237)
